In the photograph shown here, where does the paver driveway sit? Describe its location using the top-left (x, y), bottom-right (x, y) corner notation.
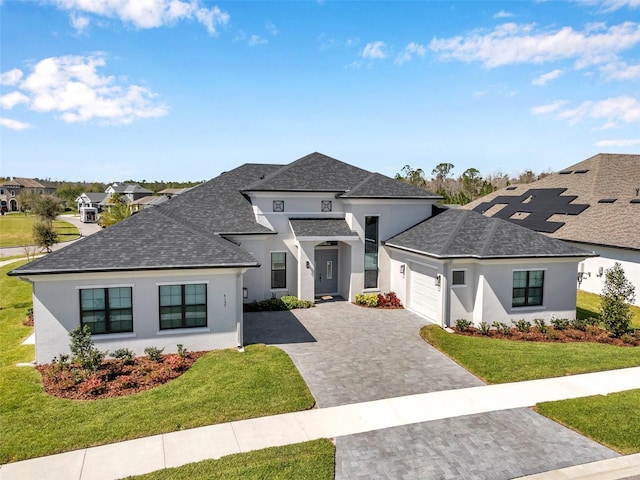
top-left (244, 300), bottom-right (618, 479)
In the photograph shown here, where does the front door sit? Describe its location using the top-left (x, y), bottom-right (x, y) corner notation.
top-left (315, 249), bottom-right (338, 295)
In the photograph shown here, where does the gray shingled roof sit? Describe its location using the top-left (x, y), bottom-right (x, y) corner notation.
top-left (80, 192), bottom-right (108, 203)
top-left (289, 218), bottom-right (358, 238)
top-left (108, 183), bottom-right (152, 194)
top-left (244, 152), bottom-right (439, 198)
top-left (385, 208), bottom-right (595, 259)
top-left (10, 206), bottom-right (258, 275)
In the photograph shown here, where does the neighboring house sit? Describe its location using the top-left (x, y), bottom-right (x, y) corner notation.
top-left (76, 192), bottom-right (109, 212)
top-left (465, 153), bottom-right (640, 306)
top-left (0, 177), bottom-right (57, 212)
top-left (9, 153), bottom-right (594, 363)
top-left (105, 183), bottom-right (152, 203)
top-left (130, 195), bottom-right (170, 212)
top-left (158, 187), bottom-right (192, 198)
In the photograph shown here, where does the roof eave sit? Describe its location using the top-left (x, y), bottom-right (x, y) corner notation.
top-left (384, 243), bottom-right (597, 260)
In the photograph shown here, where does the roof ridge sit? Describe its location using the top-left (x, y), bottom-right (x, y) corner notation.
top-left (344, 172), bottom-right (377, 195)
top-left (437, 209), bottom-right (469, 256)
top-left (480, 216), bottom-right (501, 257)
top-left (242, 154), bottom-right (317, 191)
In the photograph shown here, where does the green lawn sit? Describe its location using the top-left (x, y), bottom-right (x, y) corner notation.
top-left (0, 262), bottom-right (315, 463)
top-left (124, 439), bottom-right (336, 480)
top-left (536, 389), bottom-right (640, 454)
top-left (578, 289), bottom-right (640, 329)
top-left (0, 213), bottom-right (80, 247)
top-left (420, 324), bottom-right (640, 384)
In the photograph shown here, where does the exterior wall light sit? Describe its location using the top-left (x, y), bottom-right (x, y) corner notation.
top-left (306, 261), bottom-right (310, 269)
top-left (243, 287), bottom-right (248, 298)
top-left (400, 264), bottom-right (405, 275)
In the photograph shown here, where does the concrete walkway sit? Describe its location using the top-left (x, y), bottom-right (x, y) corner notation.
top-left (1, 367), bottom-right (639, 480)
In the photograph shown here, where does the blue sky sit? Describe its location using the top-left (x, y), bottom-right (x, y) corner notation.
top-left (1, 1), bottom-right (639, 183)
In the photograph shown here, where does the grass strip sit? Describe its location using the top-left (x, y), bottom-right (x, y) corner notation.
top-left (536, 389), bottom-right (640, 454)
top-left (577, 289), bottom-right (640, 329)
top-left (0, 214), bottom-right (80, 247)
top-left (420, 324), bottom-right (640, 384)
top-left (124, 439), bottom-right (335, 480)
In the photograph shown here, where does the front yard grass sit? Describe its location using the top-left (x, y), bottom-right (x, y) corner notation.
top-left (0, 214), bottom-right (80, 247)
top-left (420, 325), bottom-right (640, 384)
top-left (577, 289), bottom-right (640, 329)
top-left (536, 389), bottom-right (640, 454)
top-left (0, 262), bottom-right (315, 463)
top-left (124, 439), bottom-right (336, 480)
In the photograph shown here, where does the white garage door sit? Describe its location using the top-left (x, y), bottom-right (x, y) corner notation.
top-left (409, 264), bottom-right (441, 323)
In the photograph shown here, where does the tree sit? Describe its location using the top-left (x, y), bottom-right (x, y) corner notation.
top-left (431, 163), bottom-right (454, 194)
top-left (99, 194), bottom-right (131, 227)
top-left (56, 183), bottom-right (84, 210)
top-left (33, 220), bottom-right (58, 252)
top-left (460, 168), bottom-right (482, 201)
top-left (17, 190), bottom-right (39, 213)
top-left (33, 195), bottom-right (62, 222)
top-left (599, 262), bottom-right (636, 337)
top-left (395, 165), bottom-right (427, 188)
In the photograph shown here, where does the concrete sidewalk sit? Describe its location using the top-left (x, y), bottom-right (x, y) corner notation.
top-left (2, 367), bottom-right (639, 480)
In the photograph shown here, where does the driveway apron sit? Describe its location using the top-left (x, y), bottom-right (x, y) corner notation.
top-left (244, 300), bottom-right (619, 479)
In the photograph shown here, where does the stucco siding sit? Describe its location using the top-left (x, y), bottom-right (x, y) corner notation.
top-left (30, 268), bottom-right (243, 364)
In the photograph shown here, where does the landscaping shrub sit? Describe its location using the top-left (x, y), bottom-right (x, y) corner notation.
top-left (69, 325), bottom-right (106, 372)
top-left (512, 319), bottom-right (531, 333)
top-left (281, 295), bottom-right (314, 309)
top-left (355, 293), bottom-right (379, 307)
top-left (534, 318), bottom-right (548, 334)
top-left (455, 319), bottom-right (473, 332)
top-left (377, 292), bottom-right (402, 308)
top-left (551, 318), bottom-right (571, 331)
top-left (572, 316), bottom-right (599, 331)
top-left (492, 322), bottom-right (511, 335)
top-left (478, 322), bottom-right (491, 335)
top-left (111, 348), bottom-right (135, 365)
top-left (144, 346), bottom-right (165, 363)
top-left (600, 262), bottom-right (636, 338)
top-left (177, 344), bottom-right (188, 358)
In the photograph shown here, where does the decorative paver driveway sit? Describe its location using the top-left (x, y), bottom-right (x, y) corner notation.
top-left (244, 300), bottom-right (618, 479)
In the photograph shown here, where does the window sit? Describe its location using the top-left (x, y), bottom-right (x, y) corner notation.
top-left (321, 200), bottom-right (332, 212)
top-left (271, 252), bottom-right (286, 289)
top-left (364, 216), bottom-right (379, 288)
top-left (512, 270), bottom-right (544, 307)
top-left (159, 284), bottom-right (207, 329)
top-left (452, 270), bottom-right (465, 286)
top-left (80, 287), bottom-right (133, 334)
top-left (273, 200), bottom-right (284, 212)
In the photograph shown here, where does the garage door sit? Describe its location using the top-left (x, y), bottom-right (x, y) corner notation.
top-left (409, 264), bottom-right (441, 323)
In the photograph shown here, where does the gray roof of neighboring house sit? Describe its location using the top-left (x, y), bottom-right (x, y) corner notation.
top-left (464, 153), bottom-right (640, 251)
top-left (79, 192), bottom-right (109, 203)
top-left (130, 195), bottom-right (169, 207)
top-left (108, 183), bottom-right (153, 194)
top-left (385, 207), bottom-right (595, 259)
top-left (244, 152), bottom-right (439, 198)
top-left (289, 218), bottom-right (358, 238)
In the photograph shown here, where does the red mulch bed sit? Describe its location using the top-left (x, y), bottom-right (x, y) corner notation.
top-left (37, 352), bottom-right (206, 401)
top-left (453, 326), bottom-right (640, 347)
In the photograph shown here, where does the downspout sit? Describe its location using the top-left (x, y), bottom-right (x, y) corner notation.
top-left (441, 261), bottom-right (450, 328)
top-left (236, 270), bottom-right (244, 352)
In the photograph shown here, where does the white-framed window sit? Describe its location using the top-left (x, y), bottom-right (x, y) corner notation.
top-left (512, 270), bottom-right (544, 307)
top-left (364, 216), bottom-right (379, 289)
top-left (159, 283), bottom-right (207, 330)
top-left (452, 270), bottom-right (466, 286)
top-left (271, 252), bottom-right (286, 289)
top-left (80, 287), bottom-right (133, 334)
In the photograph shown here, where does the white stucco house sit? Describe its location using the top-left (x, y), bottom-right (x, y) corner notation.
top-left (465, 153), bottom-right (640, 306)
top-left (10, 153), bottom-right (594, 363)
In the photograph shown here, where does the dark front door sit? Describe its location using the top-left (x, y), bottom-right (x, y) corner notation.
top-left (315, 249), bottom-right (338, 295)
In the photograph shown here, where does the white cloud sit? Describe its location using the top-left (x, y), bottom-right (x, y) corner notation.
top-left (0, 91), bottom-right (30, 109)
top-left (494, 10), bottom-right (514, 18)
top-left (51, 0), bottom-right (229, 34)
top-left (318, 34), bottom-right (359, 51)
top-left (600, 61), bottom-right (640, 80)
top-left (70, 12), bottom-right (90, 33)
top-left (429, 22), bottom-right (640, 72)
top-left (595, 138), bottom-right (640, 147)
top-left (530, 100), bottom-right (568, 115)
top-left (533, 96), bottom-right (640, 127)
top-left (532, 69), bottom-right (564, 86)
top-left (362, 41), bottom-right (387, 60)
top-left (0, 68), bottom-right (24, 86)
top-left (248, 35), bottom-right (267, 46)
top-left (266, 22), bottom-right (278, 36)
top-left (0, 118), bottom-right (32, 131)
top-left (600, 0), bottom-right (640, 11)
top-left (395, 42), bottom-right (426, 65)
top-left (11, 54), bottom-right (168, 125)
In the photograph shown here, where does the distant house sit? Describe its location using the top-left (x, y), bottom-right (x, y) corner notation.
top-left (76, 192), bottom-right (109, 212)
top-left (130, 195), bottom-right (169, 212)
top-left (105, 183), bottom-right (152, 203)
top-left (10, 153), bottom-right (593, 363)
top-left (465, 153), bottom-right (640, 306)
top-left (0, 177), bottom-right (56, 212)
